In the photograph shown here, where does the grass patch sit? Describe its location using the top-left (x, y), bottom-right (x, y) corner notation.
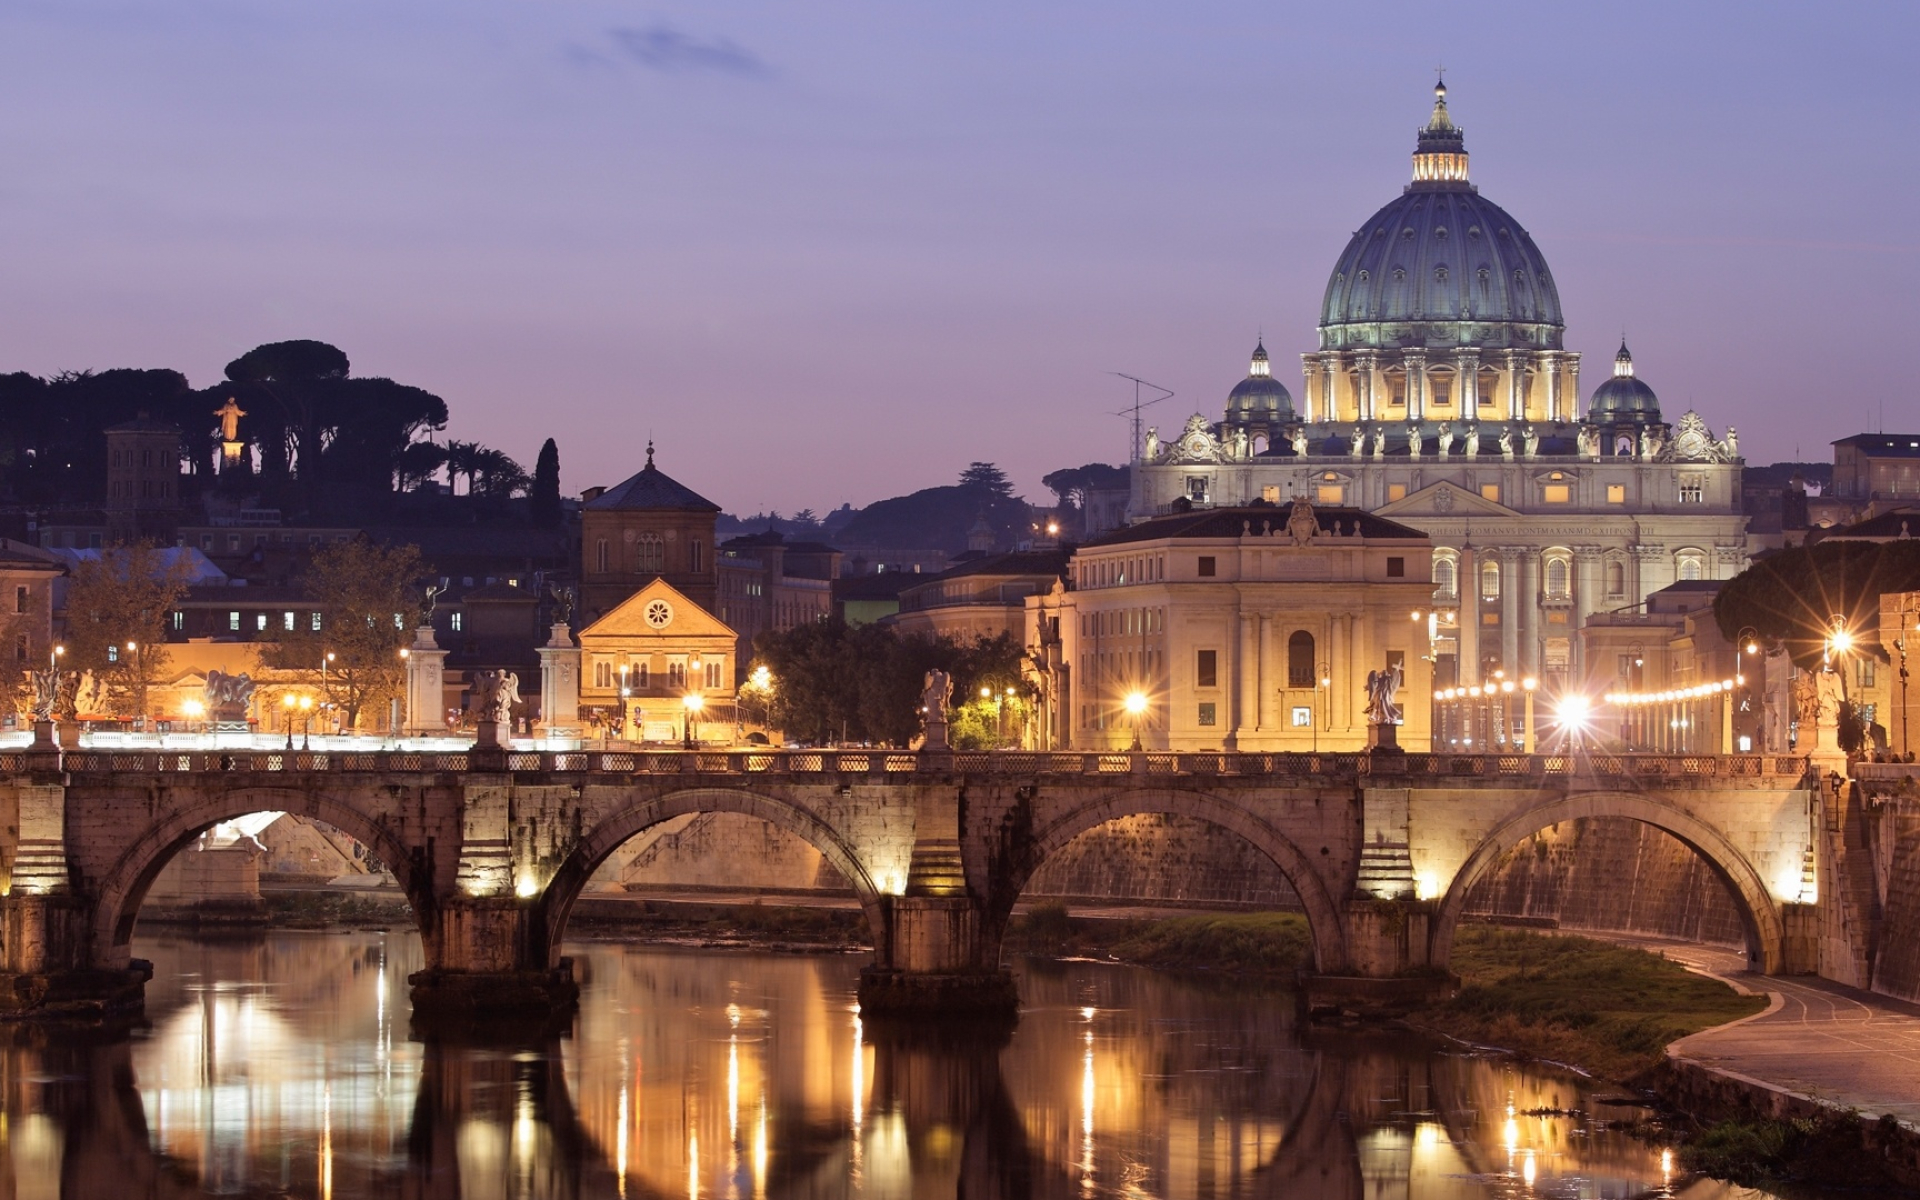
top-left (1107, 912), bottom-right (1313, 976)
top-left (1680, 1112), bottom-right (1906, 1190)
top-left (262, 891), bottom-right (413, 929)
top-left (1413, 925), bottom-right (1766, 1082)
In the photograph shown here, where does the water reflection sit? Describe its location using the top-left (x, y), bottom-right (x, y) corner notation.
top-left (0, 931), bottom-right (1825, 1198)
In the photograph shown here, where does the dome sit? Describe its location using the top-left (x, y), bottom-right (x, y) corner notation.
top-left (1226, 339), bottom-right (1294, 419)
top-left (1317, 81), bottom-right (1565, 351)
top-left (1588, 340), bottom-right (1662, 422)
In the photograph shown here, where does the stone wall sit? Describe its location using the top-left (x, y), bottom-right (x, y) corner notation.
top-left (1461, 818), bottom-right (1749, 945)
top-left (590, 812), bottom-right (848, 892)
top-left (1869, 795), bottom-right (1920, 1001)
top-left (147, 845), bottom-right (262, 903)
top-left (1023, 813), bottom-right (1303, 908)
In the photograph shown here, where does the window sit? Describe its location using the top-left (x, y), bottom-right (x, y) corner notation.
top-left (1287, 631), bottom-right (1316, 688)
top-left (1606, 560), bottom-right (1626, 596)
top-left (594, 660), bottom-right (613, 688)
top-left (1677, 552), bottom-right (1705, 582)
top-left (1479, 560), bottom-right (1501, 600)
top-left (450, 612), bottom-right (464, 632)
top-left (1435, 556), bottom-right (1458, 598)
top-left (637, 662), bottom-right (650, 688)
top-left (1679, 477), bottom-right (1704, 504)
top-left (706, 660), bottom-right (724, 689)
top-left (311, 612), bottom-right (322, 631)
top-left (1387, 483), bottom-right (1407, 502)
top-left (283, 611), bottom-right (295, 631)
top-left (1857, 658), bottom-right (1877, 689)
top-left (1543, 484), bottom-right (1570, 504)
top-left (1261, 485), bottom-right (1280, 503)
top-left (1197, 556), bottom-right (1216, 577)
top-left (1186, 476), bottom-right (1208, 501)
top-left (171, 611), bottom-right (183, 631)
top-left (668, 660), bottom-right (687, 689)
top-left (1606, 484), bottom-right (1626, 504)
top-left (1386, 556), bottom-right (1405, 578)
top-left (690, 540), bottom-right (703, 573)
top-left (1545, 558), bottom-right (1570, 598)
top-left (1431, 381), bottom-right (1451, 407)
top-left (1316, 484), bottom-right (1344, 504)
top-left (13, 586), bottom-right (24, 614)
top-left (1291, 706), bottom-right (1312, 727)
top-left (637, 534), bottom-right (665, 573)
top-left (1479, 483), bottom-right (1500, 503)
top-left (1196, 649), bottom-right (1218, 689)
top-left (1197, 702), bottom-right (1217, 726)
top-left (107, 645), bottom-right (119, 663)
top-left (596, 539), bottom-right (609, 573)
top-left (255, 613), bottom-right (268, 632)
top-left (229, 611), bottom-right (241, 631)
top-left (14, 635), bottom-right (25, 662)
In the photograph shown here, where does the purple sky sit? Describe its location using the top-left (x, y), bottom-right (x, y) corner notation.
top-left (3, 2), bottom-right (1914, 514)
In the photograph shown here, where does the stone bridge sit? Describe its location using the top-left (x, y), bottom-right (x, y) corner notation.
top-left (0, 744), bottom-right (1852, 1023)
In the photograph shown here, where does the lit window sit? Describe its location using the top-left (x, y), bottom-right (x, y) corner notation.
top-left (1479, 484), bottom-right (1500, 503)
top-left (1317, 484), bottom-right (1344, 504)
top-left (255, 613), bottom-right (267, 632)
top-left (1606, 484), bottom-right (1626, 504)
top-left (283, 611), bottom-right (295, 631)
top-left (1480, 560), bottom-right (1500, 600)
top-left (1542, 484), bottom-right (1570, 503)
top-left (1261, 485), bottom-right (1280, 503)
top-left (1434, 557), bottom-right (1457, 598)
top-left (1679, 477), bottom-right (1704, 504)
top-left (1546, 558), bottom-right (1570, 597)
top-left (1291, 706), bottom-right (1312, 727)
top-left (107, 645), bottom-right (118, 663)
top-left (1387, 483), bottom-right (1407, 502)
top-left (450, 612), bottom-right (464, 632)
top-left (229, 611), bottom-right (240, 631)
top-left (1677, 553), bottom-right (1705, 581)
top-left (311, 612), bottom-right (322, 631)
top-left (170, 611), bottom-right (183, 631)
top-left (1197, 702), bottom-right (1217, 726)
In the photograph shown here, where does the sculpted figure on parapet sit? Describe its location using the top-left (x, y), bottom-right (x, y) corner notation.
top-left (203, 670), bottom-right (255, 720)
top-left (30, 667), bottom-right (61, 721)
top-left (1364, 660), bottom-right (1404, 727)
top-left (473, 670), bottom-right (520, 725)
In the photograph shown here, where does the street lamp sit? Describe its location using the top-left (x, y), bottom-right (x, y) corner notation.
top-left (321, 650), bottom-right (336, 729)
top-left (124, 640), bottom-right (144, 727)
top-left (283, 692), bottom-right (298, 750)
top-left (1123, 690), bottom-right (1147, 752)
top-left (299, 694), bottom-right (314, 750)
top-left (683, 692), bottom-right (704, 750)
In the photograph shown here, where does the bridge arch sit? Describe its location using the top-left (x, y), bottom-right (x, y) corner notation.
top-left (1430, 791), bottom-right (1787, 974)
top-left (998, 787), bottom-right (1351, 974)
top-left (93, 786), bottom-right (431, 970)
top-left (539, 787), bottom-right (889, 969)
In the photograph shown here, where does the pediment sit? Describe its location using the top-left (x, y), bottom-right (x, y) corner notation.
top-left (1376, 481), bottom-right (1519, 519)
top-left (579, 579), bottom-right (737, 640)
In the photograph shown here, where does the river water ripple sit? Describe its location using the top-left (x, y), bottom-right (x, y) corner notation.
top-left (0, 931), bottom-right (1834, 1198)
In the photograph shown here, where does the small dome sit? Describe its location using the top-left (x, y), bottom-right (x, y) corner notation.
top-left (1588, 340), bottom-right (1662, 422)
top-left (1226, 339), bottom-right (1294, 419)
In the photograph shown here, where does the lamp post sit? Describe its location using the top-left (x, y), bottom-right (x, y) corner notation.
top-left (1316, 662), bottom-right (1331, 751)
top-left (124, 641), bottom-right (144, 728)
top-left (283, 692), bottom-right (297, 750)
top-left (321, 650), bottom-right (336, 732)
top-left (1123, 690), bottom-right (1147, 752)
top-left (299, 694), bottom-right (314, 751)
top-left (683, 692), bottom-right (704, 750)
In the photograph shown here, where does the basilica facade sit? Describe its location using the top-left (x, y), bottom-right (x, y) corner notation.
top-left (1130, 82), bottom-right (1748, 689)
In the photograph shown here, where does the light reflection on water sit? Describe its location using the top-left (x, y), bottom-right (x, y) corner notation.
top-left (0, 930), bottom-right (1810, 1199)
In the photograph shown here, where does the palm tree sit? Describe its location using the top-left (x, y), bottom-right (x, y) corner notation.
top-left (441, 440), bottom-right (481, 495)
top-left (473, 448), bottom-right (528, 497)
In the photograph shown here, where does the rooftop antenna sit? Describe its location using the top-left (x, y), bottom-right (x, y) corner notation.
top-left (1109, 372), bottom-right (1174, 464)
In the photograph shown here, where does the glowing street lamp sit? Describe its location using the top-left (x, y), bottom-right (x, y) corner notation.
top-left (1123, 690), bottom-right (1148, 752)
top-left (683, 691), bottom-right (705, 750)
top-left (283, 692), bottom-right (298, 750)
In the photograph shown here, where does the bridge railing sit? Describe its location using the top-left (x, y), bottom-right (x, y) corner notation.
top-left (7, 747), bottom-right (1811, 783)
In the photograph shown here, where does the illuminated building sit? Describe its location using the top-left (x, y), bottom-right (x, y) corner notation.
top-left (1128, 80), bottom-right (1749, 689)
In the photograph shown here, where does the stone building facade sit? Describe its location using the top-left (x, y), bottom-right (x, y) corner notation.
top-left (1129, 82), bottom-right (1750, 691)
top-left (578, 444), bottom-right (720, 624)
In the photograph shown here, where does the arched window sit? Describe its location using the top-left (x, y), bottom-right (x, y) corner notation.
top-left (636, 533), bottom-right (665, 573)
top-left (1288, 631), bottom-right (1316, 688)
top-left (1480, 560), bottom-right (1500, 601)
top-left (1545, 557), bottom-right (1570, 598)
top-left (1606, 560), bottom-right (1626, 597)
top-left (1434, 555), bottom-right (1458, 599)
top-left (1677, 550), bottom-right (1705, 582)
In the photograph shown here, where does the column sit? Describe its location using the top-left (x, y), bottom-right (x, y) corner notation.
top-left (1459, 545), bottom-right (1480, 683)
top-left (536, 623), bottom-right (580, 736)
top-left (1355, 352), bottom-right (1378, 422)
top-left (1572, 547), bottom-right (1599, 679)
top-left (1505, 352), bottom-right (1527, 421)
top-left (1324, 353), bottom-right (1341, 422)
top-left (1454, 351), bottom-right (1479, 416)
top-left (1544, 355), bottom-right (1562, 422)
top-left (405, 624), bottom-right (448, 736)
top-left (1520, 551), bottom-right (1541, 677)
top-left (1255, 614), bottom-right (1269, 731)
top-left (1500, 548), bottom-right (1521, 675)
top-left (1237, 612), bottom-right (1259, 747)
top-left (1301, 357), bottom-right (1321, 423)
top-left (1404, 351), bottom-right (1426, 421)
top-left (1565, 355), bottom-right (1582, 422)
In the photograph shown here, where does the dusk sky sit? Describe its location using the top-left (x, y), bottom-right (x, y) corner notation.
top-left (3, 1), bottom-right (1914, 515)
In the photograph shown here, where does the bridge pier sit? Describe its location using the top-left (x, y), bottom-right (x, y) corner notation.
top-left (408, 901), bottom-right (580, 1033)
top-left (1299, 900), bottom-right (1457, 1018)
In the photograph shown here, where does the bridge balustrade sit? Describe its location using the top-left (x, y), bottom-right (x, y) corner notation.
top-left (4, 747), bottom-right (1811, 783)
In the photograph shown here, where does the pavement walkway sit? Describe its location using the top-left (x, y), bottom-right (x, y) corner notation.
top-left (1600, 934), bottom-right (1920, 1127)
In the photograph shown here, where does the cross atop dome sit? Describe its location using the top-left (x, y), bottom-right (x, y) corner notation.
top-left (1614, 340), bottom-right (1636, 378)
top-left (1412, 77), bottom-right (1469, 186)
top-left (1249, 338), bottom-right (1271, 377)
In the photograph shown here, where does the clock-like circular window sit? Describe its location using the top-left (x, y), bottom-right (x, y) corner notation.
top-left (644, 599), bottom-right (673, 629)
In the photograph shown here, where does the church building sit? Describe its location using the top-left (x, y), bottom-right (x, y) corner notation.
top-left (1129, 81), bottom-right (1748, 691)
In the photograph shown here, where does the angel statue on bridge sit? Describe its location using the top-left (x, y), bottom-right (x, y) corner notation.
top-left (1363, 660), bottom-right (1404, 727)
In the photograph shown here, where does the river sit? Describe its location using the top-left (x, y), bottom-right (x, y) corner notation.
top-left (0, 930), bottom-right (1849, 1198)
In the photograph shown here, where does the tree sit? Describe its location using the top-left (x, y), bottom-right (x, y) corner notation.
top-left (1042, 462), bottom-right (1129, 511)
top-left (1713, 540), bottom-right (1920, 667)
top-left (958, 462), bottom-right (1014, 499)
top-left (60, 545), bottom-right (190, 720)
top-left (530, 439), bottom-right (562, 527)
top-left (471, 447), bottom-right (528, 498)
top-left (263, 539), bottom-right (426, 731)
top-left (750, 623), bottom-right (1026, 746)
